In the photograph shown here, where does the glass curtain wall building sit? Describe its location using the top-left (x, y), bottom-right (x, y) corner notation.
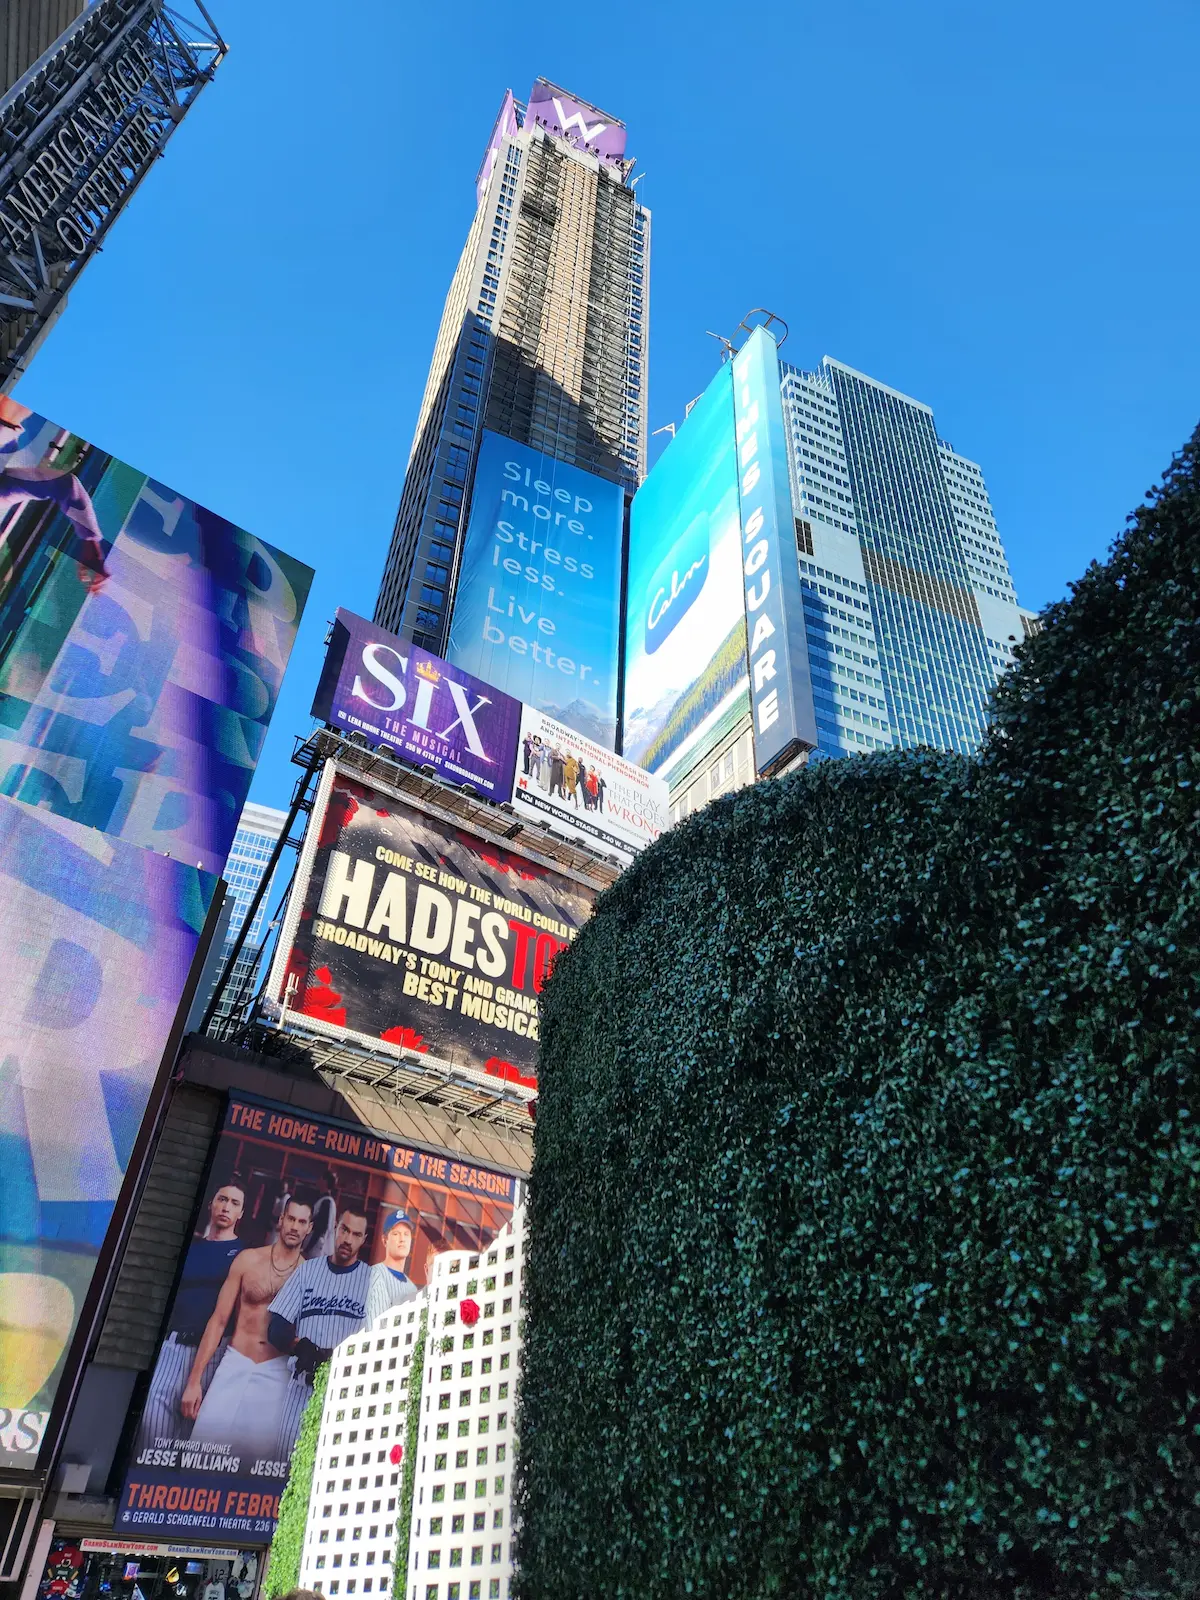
top-left (782, 356), bottom-right (1036, 763)
top-left (669, 352), bottom-right (1035, 818)
top-left (374, 79), bottom-right (649, 655)
top-left (205, 800), bottom-right (288, 1032)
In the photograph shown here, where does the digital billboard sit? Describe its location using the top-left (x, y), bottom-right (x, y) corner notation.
top-left (511, 705), bottom-right (668, 865)
top-left (266, 765), bottom-right (595, 1089)
top-left (312, 609), bottom-right (521, 805)
top-left (445, 430), bottom-right (624, 750)
top-left (621, 363), bottom-right (748, 779)
top-left (0, 796), bottom-right (214, 1474)
top-left (0, 398), bottom-right (312, 1475)
top-left (731, 328), bottom-right (819, 772)
top-left (115, 1092), bottom-right (519, 1543)
top-left (0, 397), bottom-right (313, 874)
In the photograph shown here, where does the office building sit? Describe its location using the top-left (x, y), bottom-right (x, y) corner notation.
top-left (668, 351), bottom-right (1035, 818)
top-left (205, 800), bottom-right (288, 1033)
top-left (375, 79), bottom-right (649, 657)
top-left (298, 1209), bottom-right (528, 1600)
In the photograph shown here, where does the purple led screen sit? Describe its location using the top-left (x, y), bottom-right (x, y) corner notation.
top-left (0, 398), bottom-right (313, 875)
top-left (0, 797), bottom-right (214, 1474)
top-left (312, 609), bottom-right (521, 804)
top-left (476, 88), bottom-right (520, 206)
top-left (526, 78), bottom-right (627, 165)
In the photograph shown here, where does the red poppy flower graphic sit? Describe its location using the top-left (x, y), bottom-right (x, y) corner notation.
top-left (381, 1025), bottom-right (429, 1053)
top-left (389, 1443), bottom-right (404, 1465)
top-left (303, 967), bottom-right (346, 1027)
top-left (459, 1298), bottom-right (481, 1327)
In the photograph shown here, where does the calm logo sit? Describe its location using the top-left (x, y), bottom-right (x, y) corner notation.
top-left (644, 511), bottom-right (709, 655)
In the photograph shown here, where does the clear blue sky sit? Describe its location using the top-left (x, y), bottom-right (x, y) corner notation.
top-left (15, 0), bottom-right (1199, 813)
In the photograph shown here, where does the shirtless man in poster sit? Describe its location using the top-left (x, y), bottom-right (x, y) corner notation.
top-left (180, 1196), bottom-right (313, 1466)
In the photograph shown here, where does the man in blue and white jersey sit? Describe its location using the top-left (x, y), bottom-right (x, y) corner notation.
top-left (365, 1209), bottom-right (422, 1324)
top-left (267, 1202), bottom-right (371, 1455)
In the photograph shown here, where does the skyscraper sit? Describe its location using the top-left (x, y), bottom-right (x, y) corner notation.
top-left (665, 348), bottom-right (1036, 818)
top-left (374, 80), bottom-right (649, 659)
top-left (782, 356), bottom-right (1035, 762)
top-left (205, 799), bottom-right (288, 1033)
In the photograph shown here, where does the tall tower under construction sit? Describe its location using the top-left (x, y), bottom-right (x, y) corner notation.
top-left (374, 79), bottom-right (649, 658)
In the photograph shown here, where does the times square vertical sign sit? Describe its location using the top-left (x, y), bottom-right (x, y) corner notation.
top-left (0, 0), bottom-right (226, 388)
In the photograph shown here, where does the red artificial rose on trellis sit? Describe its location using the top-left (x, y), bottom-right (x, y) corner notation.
top-left (389, 1443), bottom-right (403, 1465)
top-left (459, 1298), bottom-right (481, 1326)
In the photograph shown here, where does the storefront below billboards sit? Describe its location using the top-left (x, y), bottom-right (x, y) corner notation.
top-left (34, 1539), bottom-right (259, 1600)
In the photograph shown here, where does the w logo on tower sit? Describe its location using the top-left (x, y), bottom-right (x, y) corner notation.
top-left (551, 95), bottom-right (608, 144)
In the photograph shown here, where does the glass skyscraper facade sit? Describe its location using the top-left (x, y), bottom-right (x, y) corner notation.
top-left (205, 799), bottom-right (288, 1033)
top-left (668, 352), bottom-right (1034, 820)
top-left (374, 79), bottom-right (648, 655)
top-left (782, 356), bottom-right (1036, 762)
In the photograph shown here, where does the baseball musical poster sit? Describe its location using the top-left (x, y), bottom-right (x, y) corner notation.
top-left (115, 1094), bottom-right (519, 1543)
top-left (265, 764), bottom-right (596, 1090)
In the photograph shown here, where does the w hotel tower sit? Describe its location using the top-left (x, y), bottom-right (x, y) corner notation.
top-left (374, 80), bottom-right (648, 667)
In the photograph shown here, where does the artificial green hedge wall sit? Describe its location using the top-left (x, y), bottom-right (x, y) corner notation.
top-left (515, 428), bottom-right (1200, 1599)
top-left (265, 1359), bottom-right (328, 1598)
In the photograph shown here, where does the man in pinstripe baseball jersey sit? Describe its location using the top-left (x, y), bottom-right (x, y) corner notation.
top-left (267, 1203), bottom-right (371, 1457)
top-left (133, 1180), bottom-right (246, 1453)
top-left (181, 1196), bottom-right (314, 1465)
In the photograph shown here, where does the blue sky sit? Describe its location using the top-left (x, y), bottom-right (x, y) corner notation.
top-left (15, 0), bottom-right (1199, 813)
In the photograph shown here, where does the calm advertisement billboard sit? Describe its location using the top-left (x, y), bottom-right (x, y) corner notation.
top-left (115, 1092), bottom-right (518, 1543)
top-left (312, 609), bottom-right (521, 805)
top-left (621, 363), bottom-right (748, 779)
top-left (0, 398), bottom-right (312, 1473)
top-left (265, 764), bottom-right (595, 1091)
top-left (445, 431), bottom-right (624, 750)
top-left (512, 706), bottom-right (668, 865)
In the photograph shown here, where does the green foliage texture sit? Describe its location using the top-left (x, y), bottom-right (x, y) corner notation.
top-left (515, 430), bottom-right (1200, 1599)
top-left (393, 1308), bottom-right (428, 1600)
top-left (265, 1360), bottom-right (328, 1599)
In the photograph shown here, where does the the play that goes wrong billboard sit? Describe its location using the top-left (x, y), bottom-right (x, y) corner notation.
top-left (445, 431), bottom-right (624, 751)
top-left (0, 397), bottom-right (312, 1474)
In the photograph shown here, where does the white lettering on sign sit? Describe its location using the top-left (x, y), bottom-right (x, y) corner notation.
top-left (0, 38), bottom-right (169, 258)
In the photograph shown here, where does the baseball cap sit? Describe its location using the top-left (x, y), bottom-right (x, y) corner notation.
top-left (383, 1209), bottom-right (413, 1233)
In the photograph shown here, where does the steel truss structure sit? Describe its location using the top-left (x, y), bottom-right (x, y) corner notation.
top-left (0, 0), bottom-right (225, 389)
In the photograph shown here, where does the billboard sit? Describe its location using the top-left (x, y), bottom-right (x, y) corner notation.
top-left (0, 2), bottom-right (224, 387)
top-left (312, 609), bottom-right (521, 805)
top-left (525, 78), bottom-right (627, 167)
top-left (0, 400), bottom-right (311, 1474)
top-left (0, 398), bottom-right (313, 874)
top-left (475, 88), bottom-right (520, 206)
top-left (0, 797), bottom-right (214, 1474)
top-left (731, 328), bottom-right (819, 772)
top-left (115, 1092), bottom-right (520, 1543)
top-left (445, 430), bottom-right (624, 750)
top-left (511, 705), bottom-right (668, 865)
top-left (621, 362), bottom-right (748, 779)
top-left (266, 765), bottom-right (595, 1089)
